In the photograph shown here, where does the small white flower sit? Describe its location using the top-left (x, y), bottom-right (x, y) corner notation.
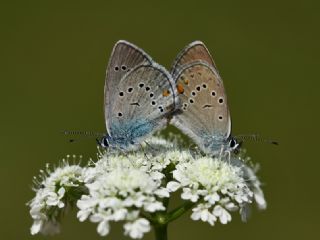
top-left (46, 187), bottom-right (65, 208)
top-left (124, 218), bottom-right (151, 239)
top-left (155, 188), bottom-right (170, 198)
top-left (213, 205), bottom-right (232, 224)
top-left (191, 203), bottom-right (217, 226)
top-left (166, 181), bottom-right (181, 192)
top-left (181, 188), bottom-right (203, 202)
top-left (97, 220), bottom-right (110, 236)
top-left (144, 201), bottom-right (165, 212)
top-left (204, 192), bottom-right (220, 204)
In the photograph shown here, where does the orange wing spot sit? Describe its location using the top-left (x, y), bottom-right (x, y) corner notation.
top-left (184, 79), bottom-right (189, 85)
top-left (162, 89), bottom-right (171, 97)
top-left (177, 83), bottom-right (184, 94)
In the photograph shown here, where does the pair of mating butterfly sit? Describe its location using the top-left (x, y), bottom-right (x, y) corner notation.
top-left (100, 40), bottom-right (239, 156)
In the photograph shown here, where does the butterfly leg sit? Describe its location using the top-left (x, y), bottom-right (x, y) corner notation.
top-left (226, 150), bottom-right (231, 163)
top-left (144, 140), bottom-right (158, 153)
top-left (139, 143), bottom-right (151, 161)
top-left (219, 145), bottom-right (225, 160)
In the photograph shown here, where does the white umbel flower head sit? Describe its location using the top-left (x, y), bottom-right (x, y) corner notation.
top-left (28, 136), bottom-right (267, 239)
top-left (76, 142), bottom-right (172, 239)
top-left (27, 159), bottom-right (86, 235)
top-left (167, 156), bottom-right (254, 226)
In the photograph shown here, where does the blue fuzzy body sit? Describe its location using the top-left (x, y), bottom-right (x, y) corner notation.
top-left (106, 119), bottom-right (156, 150)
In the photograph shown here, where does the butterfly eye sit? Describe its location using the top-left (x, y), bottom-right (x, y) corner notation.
top-left (102, 137), bottom-right (109, 148)
top-left (229, 138), bottom-right (237, 148)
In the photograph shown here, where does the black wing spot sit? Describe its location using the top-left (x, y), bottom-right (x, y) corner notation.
top-left (202, 84), bottom-right (207, 88)
top-left (211, 91), bottom-right (216, 96)
top-left (121, 65), bottom-right (127, 71)
top-left (183, 103), bottom-right (188, 107)
top-left (191, 91), bottom-right (196, 96)
top-left (158, 106), bottom-right (164, 112)
top-left (119, 91), bottom-right (124, 97)
top-left (128, 87), bottom-right (133, 93)
top-left (218, 98), bottom-right (224, 104)
top-left (118, 112), bottom-right (123, 117)
top-left (203, 104), bottom-right (213, 109)
top-left (114, 66), bottom-right (119, 71)
top-left (218, 115), bottom-right (223, 120)
top-left (151, 101), bottom-right (156, 105)
top-left (130, 102), bottom-right (140, 106)
top-left (196, 86), bottom-right (201, 91)
top-left (146, 86), bottom-right (151, 91)
top-left (189, 98), bottom-right (194, 104)
top-left (139, 83), bottom-right (144, 88)
top-left (149, 93), bottom-right (154, 98)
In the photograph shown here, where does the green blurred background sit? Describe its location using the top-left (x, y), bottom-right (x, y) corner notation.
top-left (1, 0), bottom-right (319, 239)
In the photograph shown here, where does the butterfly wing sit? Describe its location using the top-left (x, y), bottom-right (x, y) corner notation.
top-left (108, 64), bottom-right (177, 149)
top-left (105, 40), bottom-right (153, 133)
top-left (171, 41), bottom-right (216, 78)
top-left (171, 61), bottom-right (231, 153)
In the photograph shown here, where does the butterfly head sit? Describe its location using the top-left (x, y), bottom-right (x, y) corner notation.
top-left (228, 137), bottom-right (242, 154)
top-left (97, 135), bottom-right (111, 148)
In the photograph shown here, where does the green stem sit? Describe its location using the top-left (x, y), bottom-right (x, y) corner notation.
top-left (166, 201), bottom-right (196, 223)
top-left (154, 224), bottom-right (168, 240)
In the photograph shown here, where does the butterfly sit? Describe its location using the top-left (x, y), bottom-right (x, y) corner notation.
top-left (170, 41), bottom-right (240, 156)
top-left (99, 40), bottom-right (178, 150)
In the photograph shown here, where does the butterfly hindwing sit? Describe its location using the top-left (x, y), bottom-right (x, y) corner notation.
top-left (108, 64), bottom-right (177, 148)
top-left (105, 40), bottom-right (153, 133)
top-left (172, 61), bottom-right (231, 151)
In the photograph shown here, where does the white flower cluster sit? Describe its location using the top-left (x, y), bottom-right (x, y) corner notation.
top-left (77, 154), bottom-right (168, 239)
top-left (28, 160), bottom-right (85, 235)
top-left (167, 157), bottom-right (254, 225)
top-left (27, 137), bottom-right (266, 239)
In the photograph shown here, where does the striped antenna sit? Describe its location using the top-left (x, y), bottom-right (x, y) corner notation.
top-left (234, 134), bottom-right (279, 145)
top-left (61, 130), bottom-right (105, 143)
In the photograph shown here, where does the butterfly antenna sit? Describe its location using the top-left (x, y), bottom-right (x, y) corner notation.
top-left (234, 134), bottom-right (279, 145)
top-left (61, 130), bottom-right (104, 143)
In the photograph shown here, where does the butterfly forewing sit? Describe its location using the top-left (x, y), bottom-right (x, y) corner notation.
top-left (105, 40), bottom-right (153, 133)
top-left (171, 41), bottom-right (216, 78)
top-left (108, 64), bottom-right (177, 144)
top-left (172, 61), bottom-right (231, 147)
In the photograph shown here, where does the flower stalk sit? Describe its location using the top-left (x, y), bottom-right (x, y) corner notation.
top-left (154, 223), bottom-right (168, 240)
